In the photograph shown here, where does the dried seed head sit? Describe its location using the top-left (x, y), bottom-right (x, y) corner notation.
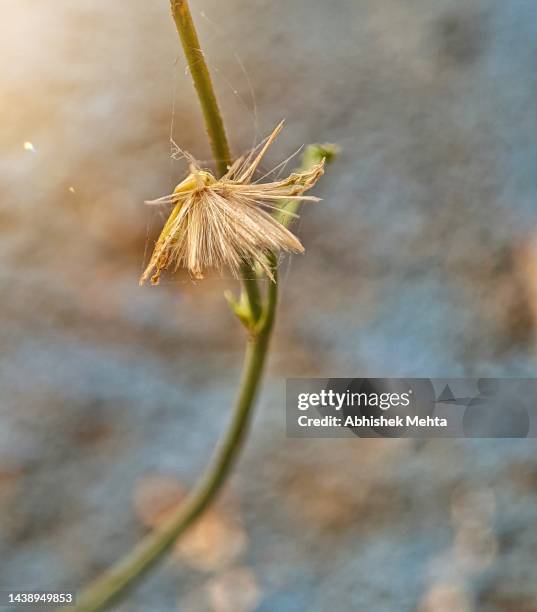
top-left (140, 121), bottom-right (324, 285)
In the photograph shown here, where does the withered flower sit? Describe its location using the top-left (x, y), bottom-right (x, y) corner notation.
top-left (140, 121), bottom-right (324, 284)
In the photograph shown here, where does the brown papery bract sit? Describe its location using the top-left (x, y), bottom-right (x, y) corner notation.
top-left (140, 121), bottom-right (325, 285)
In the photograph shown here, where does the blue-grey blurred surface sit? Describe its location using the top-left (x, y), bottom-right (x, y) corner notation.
top-left (2, 0), bottom-right (537, 610)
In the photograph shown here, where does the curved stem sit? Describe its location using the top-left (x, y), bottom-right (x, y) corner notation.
top-left (70, 2), bottom-right (274, 610)
top-left (72, 289), bottom-right (277, 611)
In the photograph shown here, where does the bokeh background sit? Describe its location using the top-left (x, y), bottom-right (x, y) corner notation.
top-left (2, 0), bottom-right (537, 610)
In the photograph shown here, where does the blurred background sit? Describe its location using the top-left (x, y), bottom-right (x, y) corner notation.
top-left (2, 0), bottom-right (537, 610)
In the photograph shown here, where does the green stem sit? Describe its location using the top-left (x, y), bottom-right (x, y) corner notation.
top-left (71, 291), bottom-right (276, 612)
top-left (239, 262), bottom-right (263, 322)
top-left (171, 0), bottom-right (231, 176)
top-left (70, 2), bottom-right (275, 610)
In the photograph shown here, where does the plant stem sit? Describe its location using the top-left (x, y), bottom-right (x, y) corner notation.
top-left (71, 289), bottom-right (277, 611)
top-left (70, 2), bottom-right (275, 610)
top-left (171, 0), bottom-right (231, 176)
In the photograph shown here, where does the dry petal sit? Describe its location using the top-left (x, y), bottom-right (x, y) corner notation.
top-left (140, 122), bottom-right (324, 284)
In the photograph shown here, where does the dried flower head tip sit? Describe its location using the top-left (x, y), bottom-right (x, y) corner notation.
top-left (140, 121), bottom-right (325, 285)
